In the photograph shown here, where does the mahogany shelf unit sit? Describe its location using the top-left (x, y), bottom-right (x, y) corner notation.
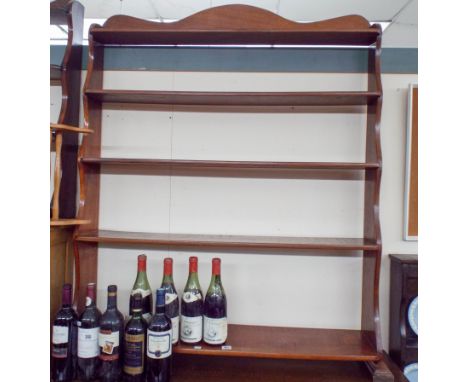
top-left (75, 5), bottom-right (393, 381)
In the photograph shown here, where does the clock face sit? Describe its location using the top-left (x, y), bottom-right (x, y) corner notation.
top-left (407, 296), bottom-right (418, 335)
top-left (404, 363), bottom-right (418, 382)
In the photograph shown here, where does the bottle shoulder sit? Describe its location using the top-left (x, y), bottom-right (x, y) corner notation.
top-left (148, 313), bottom-right (172, 331)
top-left (80, 306), bottom-right (102, 324)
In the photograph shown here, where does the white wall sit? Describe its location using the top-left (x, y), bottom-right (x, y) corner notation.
top-left (50, 70), bottom-right (417, 351)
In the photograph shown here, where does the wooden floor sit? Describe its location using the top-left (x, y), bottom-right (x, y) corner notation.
top-left (173, 355), bottom-right (373, 381)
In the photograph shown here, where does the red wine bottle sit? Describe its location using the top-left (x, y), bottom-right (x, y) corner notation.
top-left (99, 285), bottom-right (125, 382)
top-left (51, 283), bottom-right (78, 382)
top-left (130, 255), bottom-right (153, 323)
top-left (160, 258), bottom-right (180, 345)
top-left (123, 293), bottom-right (147, 382)
top-left (77, 283), bottom-right (101, 381)
top-left (180, 256), bottom-right (204, 344)
top-left (203, 258), bottom-right (228, 345)
top-left (146, 289), bottom-right (172, 382)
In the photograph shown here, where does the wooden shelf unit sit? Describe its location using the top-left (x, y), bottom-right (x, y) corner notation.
top-left (75, 5), bottom-right (392, 380)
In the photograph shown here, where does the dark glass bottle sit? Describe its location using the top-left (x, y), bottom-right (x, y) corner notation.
top-left (160, 258), bottom-right (180, 345)
top-left (77, 283), bottom-right (101, 381)
top-left (123, 293), bottom-right (147, 382)
top-left (146, 289), bottom-right (172, 382)
top-left (99, 285), bottom-right (125, 381)
top-left (51, 283), bottom-right (78, 382)
top-left (180, 256), bottom-right (203, 344)
top-left (130, 254), bottom-right (153, 323)
top-left (203, 258), bottom-right (228, 345)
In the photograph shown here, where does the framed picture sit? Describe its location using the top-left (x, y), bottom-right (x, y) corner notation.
top-left (404, 84), bottom-right (418, 241)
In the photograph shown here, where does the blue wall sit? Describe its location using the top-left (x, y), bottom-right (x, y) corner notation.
top-left (51, 46), bottom-right (417, 74)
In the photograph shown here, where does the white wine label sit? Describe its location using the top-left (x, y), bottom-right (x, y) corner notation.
top-left (180, 315), bottom-right (203, 343)
top-left (183, 291), bottom-right (202, 303)
top-left (52, 325), bottom-right (69, 345)
top-left (99, 330), bottom-right (120, 354)
top-left (165, 292), bottom-right (178, 304)
top-left (132, 288), bottom-right (151, 298)
top-left (171, 316), bottom-right (180, 344)
top-left (147, 329), bottom-right (172, 359)
top-left (203, 316), bottom-right (228, 345)
top-left (78, 327), bottom-right (99, 358)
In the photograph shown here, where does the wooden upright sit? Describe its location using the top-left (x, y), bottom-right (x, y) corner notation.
top-left (75, 5), bottom-right (393, 380)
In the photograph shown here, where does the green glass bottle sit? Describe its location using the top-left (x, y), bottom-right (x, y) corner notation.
top-left (160, 258), bottom-right (180, 345)
top-left (203, 258), bottom-right (227, 345)
top-left (180, 257), bottom-right (203, 344)
top-left (129, 255), bottom-right (153, 323)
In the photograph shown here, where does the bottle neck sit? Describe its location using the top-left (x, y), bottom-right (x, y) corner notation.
top-left (155, 304), bottom-right (166, 315)
top-left (107, 292), bottom-right (117, 310)
top-left (131, 308), bottom-right (143, 319)
top-left (208, 274), bottom-right (222, 291)
top-left (162, 273), bottom-right (174, 285)
top-left (62, 286), bottom-right (72, 307)
top-left (86, 284), bottom-right (96, 308)
top-left (186, 271), bottom-right (201, 289)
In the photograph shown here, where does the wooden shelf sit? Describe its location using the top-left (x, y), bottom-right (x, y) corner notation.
top-left (173, 324), bottom-right (379, 362)
top-left (172, 355), bottom-right (375, 382)
top-left (50, 123), bottom-right (93, 134)
top-left (50, 219), bottom-right (91, 227)
top-left (85, 89), bottom-right (380, 107)
top-left (80, 157), bottom-right (380, 171)
top-left (50, 64), bottom-right (62, 84)
top-left (75, 230), bottom-right (379, 251)
top-left (90, 7), bottom-right (380, 46)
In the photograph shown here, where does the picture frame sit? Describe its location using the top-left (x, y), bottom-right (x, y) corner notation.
top-left (404, 84), bottom-right (418, 241)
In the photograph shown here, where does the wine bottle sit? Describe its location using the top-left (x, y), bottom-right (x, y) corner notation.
top-left (77, 282), bottom-right (101, 381)
top-left (160, 257), bottom-right (180, 345)
top-left (180, 256), bottom-right (204, 344)
top-left (130, 254), bottom-right (153, 323)
top-left (123, 293), bottom-right (147, 382)
top-left (146, 289), bottom-right (172, 382)
top-left (51, 283), bottom-right (78, 382)
top-left (99, 285), bottom-right (125, 382)
top-left (203, 258), bottom-right (228, 345)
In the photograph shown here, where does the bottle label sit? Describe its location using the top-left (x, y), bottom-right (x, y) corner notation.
top-left (183, 291), bottom-right (202, 303)
top-left (78, 327), bottom-right (99, 358)
top-left (99, 329), bottom-right (120, 361)
top-left (85, 297), bottom-right (92, 307)
top-left (203, 316), bottom-right (228, 345)
top-left (171, 316), bottom-right (180, 344)
top-left (147, 329), bottom-right (172, 359)
top-left (180, 315), bottom-right (203, 343)
top-left (52, 325), bottom-right (69, 345)
top-left (165, 292), bottom-right (178, 305)
top-left (124, 333), bottom-right (145, 375)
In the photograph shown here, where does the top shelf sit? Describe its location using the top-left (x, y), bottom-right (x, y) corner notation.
top-left (90, 5), bottom-right (380, 46)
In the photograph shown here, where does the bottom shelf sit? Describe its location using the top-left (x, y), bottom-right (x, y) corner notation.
top-left (173, 354), bottom-right (374, 382)
top-left (174, 324), bottom-right (379, 362)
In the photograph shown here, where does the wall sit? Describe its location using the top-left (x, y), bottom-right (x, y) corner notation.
top-left (50, 67), bottom-right (417, 352)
